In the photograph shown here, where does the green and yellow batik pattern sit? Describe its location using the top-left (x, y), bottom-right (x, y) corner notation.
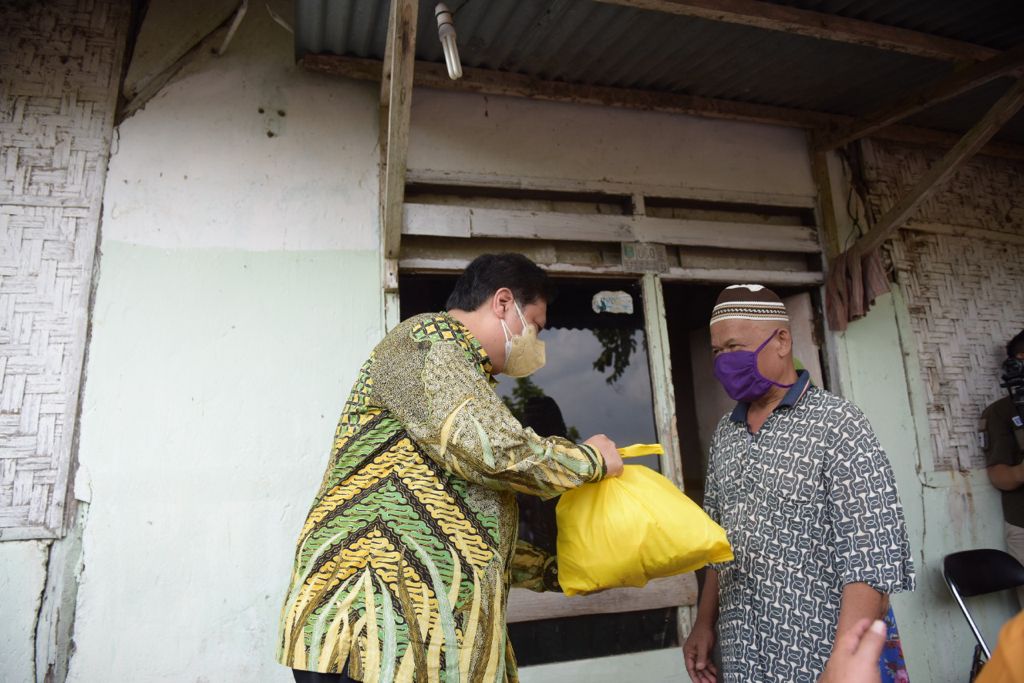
top-left (278, 313), bottom-right (605, 682)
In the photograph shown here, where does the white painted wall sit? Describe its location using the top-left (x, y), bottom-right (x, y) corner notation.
top-left (408, 89), bottom-right (816, 201)
top-left (836, 292), bottom-right (1017, 682)
top-left (65, 5), bottom-right (381, 682)
top-left (0, 541), bottom-right (49, 683)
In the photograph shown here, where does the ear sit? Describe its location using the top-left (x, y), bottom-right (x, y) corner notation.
top-left (775, 327), bottom-right (794, 356)
top-left (491, 287), bottom-right (515, 317)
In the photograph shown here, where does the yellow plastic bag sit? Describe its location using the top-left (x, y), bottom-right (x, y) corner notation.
top-left (556, 444), bottom-right (734, 596)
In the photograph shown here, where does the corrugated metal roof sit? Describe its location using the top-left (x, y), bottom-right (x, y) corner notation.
top-left (766, 0), bottom-right (1022, 50)
top-left (295, 0), bottom-right (1024, 144)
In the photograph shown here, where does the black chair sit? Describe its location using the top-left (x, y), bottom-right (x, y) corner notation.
top-left (942, 548), bottom-right (1024, 659)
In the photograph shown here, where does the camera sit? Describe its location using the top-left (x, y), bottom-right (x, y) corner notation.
top-left (1001, 357), bottom-right (1024, 409)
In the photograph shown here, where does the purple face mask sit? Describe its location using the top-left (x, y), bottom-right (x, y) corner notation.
top-left (713, 329), bottom-right (794, 403)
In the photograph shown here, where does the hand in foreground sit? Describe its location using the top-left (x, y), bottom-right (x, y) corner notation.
top-left (683, 620), bottom-right (717, 683)
top-left (819, 618), bottom-right (886, 683)
top-left (584, 434), bottom-right (623, 477)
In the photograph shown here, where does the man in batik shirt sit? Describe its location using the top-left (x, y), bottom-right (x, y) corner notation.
top-left (278, 253), bottom-right (623, 683)
top-left (683, 284), bottom-right (915, 683)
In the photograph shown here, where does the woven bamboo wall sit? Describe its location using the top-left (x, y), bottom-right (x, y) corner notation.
top-left (864, 141), bottom-right (1024, 471)
top-left (0, 0), bottom-right (128, 538)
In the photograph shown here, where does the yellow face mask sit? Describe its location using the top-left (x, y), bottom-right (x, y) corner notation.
top-left (501, 300), bottom-right (546, 378)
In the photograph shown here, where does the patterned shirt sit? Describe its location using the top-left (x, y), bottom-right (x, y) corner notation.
top-left (278, 312), bottom-right (605, 682)
top-left (704, 371), bottom-right (915, 683)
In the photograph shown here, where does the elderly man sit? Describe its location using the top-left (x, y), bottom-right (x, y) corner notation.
top-left (278, 253), bottom-right (623, 683)
top-left (683, 284), bottom-right (915, 683)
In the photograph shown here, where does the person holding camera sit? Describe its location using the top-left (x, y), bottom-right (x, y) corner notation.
top-left (981, 329), bottom-right (1024, 608)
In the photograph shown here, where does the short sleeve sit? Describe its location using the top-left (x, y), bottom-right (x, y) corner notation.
top-left (825, 404), bottom-right (916, 594)
top-left (703, 419), bottom-right (727, 526)
top-left (984, 402), bottom-right (1021, 467)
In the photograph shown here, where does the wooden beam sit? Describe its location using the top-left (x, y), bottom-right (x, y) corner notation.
top-left (821, 42), bottom-right (1024, 150)
top-left (592, 0), bottom-right (999, 63)
top-left (853, 78), bottom-right (1024, 256)
top-left (506, 573), bottom-right (697, 623)
top-left (302, 55), bottom-right (1024, 161)
top-left (379, 0), bottom-right (417, 260)
top-left (809, 144), bottom-right (842, 259)
top-left (406, 168), bottom-right (819, 209)
top-left (403, 203), bottom-right (822, 253)
top-left (399, 256), bottom-right (825, 285)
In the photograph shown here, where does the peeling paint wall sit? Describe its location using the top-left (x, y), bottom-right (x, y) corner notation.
top-left (0, 541), bottom-right (49, 682)
top-left (64, 2), bottom-right (382, 682)
top-left (1, 1), bottom-right (127, 680)
top-left (826, 147), bottom-right (1022, 682)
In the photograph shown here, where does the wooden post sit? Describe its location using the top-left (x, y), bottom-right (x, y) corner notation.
top-left (641, 273), bottom-right (682, 490)
top-left (809, 142), bottom-right (842, 259)
top-left (852, 78), bottom-right (1024, 257)
top-left (379, 0), bottom-right (417, 331)
top-left (640, 271), bottom-right (697, 649)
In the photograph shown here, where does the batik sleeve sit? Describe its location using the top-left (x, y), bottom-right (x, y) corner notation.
top-left (375, 340), bottom-right (605, 499)
top-left (509, 540), bottom-right (561, 592)
top-left (825, 405), bottom-right (916, 594)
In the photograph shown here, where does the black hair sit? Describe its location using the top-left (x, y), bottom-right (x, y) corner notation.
top-left (445, 253), bottom-right (556, 311)
top-left (1008, 330), bottom-right (1024, 358)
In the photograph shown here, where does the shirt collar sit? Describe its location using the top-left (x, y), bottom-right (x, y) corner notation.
top-left (443, 311), bottom-right (495, 378)
top-left (729, 370), bottom-right (811, 423)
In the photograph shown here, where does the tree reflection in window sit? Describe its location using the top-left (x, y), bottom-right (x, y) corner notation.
top-left (592, 327), bottom-right (637, 385)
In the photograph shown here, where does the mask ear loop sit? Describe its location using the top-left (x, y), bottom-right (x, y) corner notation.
top-left (755, 329), bottom-right (795, 389)
top-left (754, 329), bottom-right (780, 353)
top-left (513, 300), bottom-right (530, 332)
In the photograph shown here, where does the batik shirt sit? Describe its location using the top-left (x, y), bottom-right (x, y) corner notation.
top-left (278, 313), bottom-right (605, 682)
top-left (703, 371), bottom-right (915, 683)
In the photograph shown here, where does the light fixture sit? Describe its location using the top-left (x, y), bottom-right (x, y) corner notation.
top-left (435, 3), bottom-right (463, 80)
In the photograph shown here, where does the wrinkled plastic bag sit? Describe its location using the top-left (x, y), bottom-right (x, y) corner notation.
top-left (556, 444), bottom-right (734, 596)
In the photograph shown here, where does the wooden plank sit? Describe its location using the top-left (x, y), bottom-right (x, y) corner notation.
top-left (403, 203), bottom-right (472, 237)
top-left (400, 257), bottom-right (622, 276)
top-left (662, 267), bottom-right (825, 285)
top-left (406, 168), bottom-right (819, 209)
top-left (379, 0), bottom-right (418, 259)
top-left (506, 573), bottom-right (697, 623)
top-left (630, 193), bottom-right (647, 216)
top-left (302, 55), bottom-right (1024, 162)
top-left (642, 273), bottom-right (684, 490)
top-left (383, 257), bottom-right (401, 332)
top-left (403, 204), bottom-right (820, 253)
top-left (903, 221), bottom-right (1024, 246)
top-left (517, 648), bottom-right (686, 681)
top-left (305, 53), bottom-right (834, 128)
top-left (820, 42), bottom-right (1024, 150)
top-left (853, 78), bottom-right (1024, 256)
top-left (635, 217), bottom-right (820, 253)
top-left (592, 0), bottom-right (999, 63)
top-left (810, 145), bottom-right (842, 259)
top-left (399, 257), bottom-right (825, 285)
